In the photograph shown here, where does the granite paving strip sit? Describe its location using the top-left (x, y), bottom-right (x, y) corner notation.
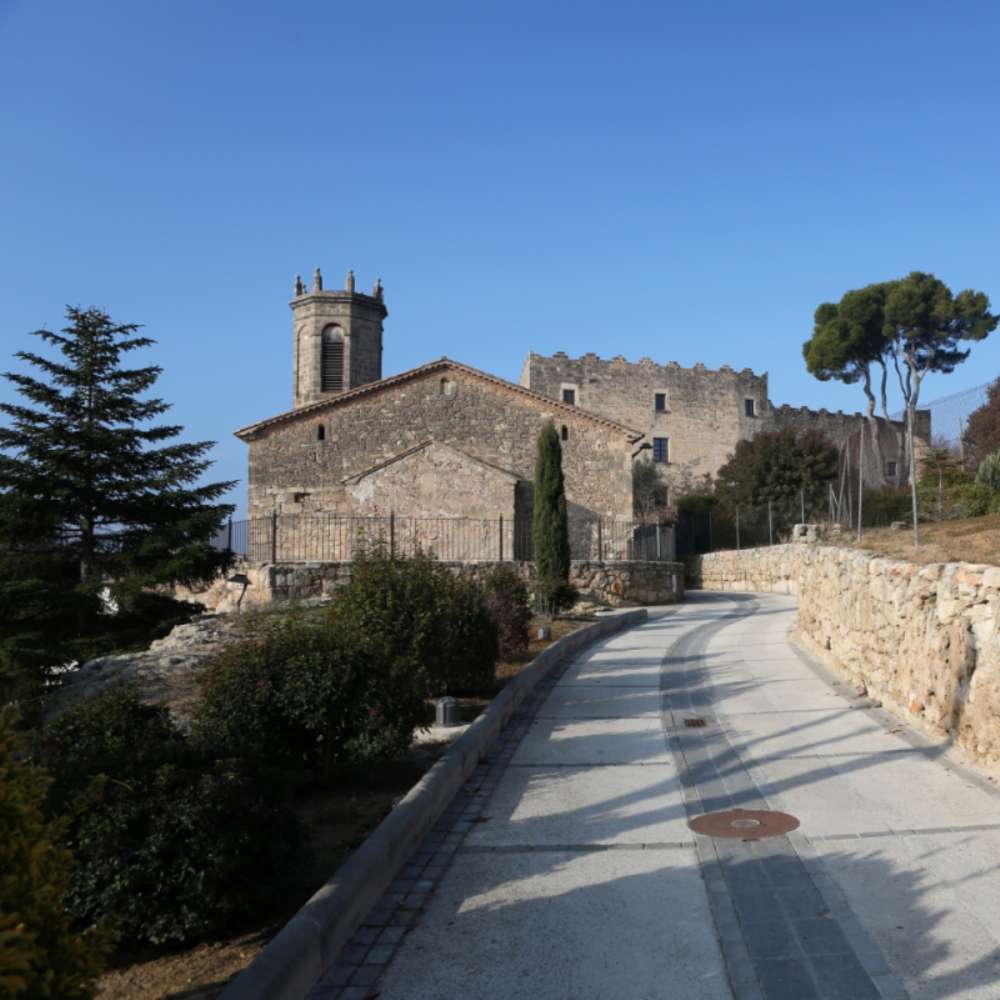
top-left (306, 621), bottom-right (638, 999)
top-left (659, 594), bottom-right (908, 1000)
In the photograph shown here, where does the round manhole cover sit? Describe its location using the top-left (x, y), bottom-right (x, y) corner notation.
top-left (688, 808), bottom-right (799, 840)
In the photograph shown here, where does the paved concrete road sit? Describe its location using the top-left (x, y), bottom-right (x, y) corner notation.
top-left (312, 593), bottom-right (1000, 1000)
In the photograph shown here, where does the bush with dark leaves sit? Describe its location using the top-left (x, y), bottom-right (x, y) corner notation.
top-left (483, 565), bottom-right (531, 661)
top-left (40, 684), bottom-right (294, 948)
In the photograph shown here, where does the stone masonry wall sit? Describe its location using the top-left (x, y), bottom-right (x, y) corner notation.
top-left (176, 558), bottom-right (686, 613)
top-left (522, 352), bottom-right (929, 493)
top-left (688, 545), bottom-right (1000, 766)
top-left (246, 366), bottom-right (634, 523)
top-left (291, 288), bottom-right (386, 408)
top-left (344, 442), bottom-right (518, 525)
top-left (522, 352), bottom-right (768, 496)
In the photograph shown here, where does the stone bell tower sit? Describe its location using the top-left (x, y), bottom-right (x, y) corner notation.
top-left (290, 267), bottom-right (387, 409)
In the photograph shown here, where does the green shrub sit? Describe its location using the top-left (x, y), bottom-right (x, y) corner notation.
top-left (862, 486), bottom-right (911, 525)
top-left (39, 682), bottom-right (184, 812)
top-left (427, 573), bottom-right (500, 693)
top-left (0, 708), bottom-right (106, 998)
top-left (917, 478), bottom-right (992, 521)
top-left (330, 547), bottom-right (499, 697)
top-left (976, 451), bottom-right (1000, 492)
top-left (62, 756), bottom-right (293, 947)
top-left (483, 565), bottom-right (531, 661)
top-left (193, 610), bottom-right (414, 769)
top-left (950, 482), bottom-right (993, 519)
top-left (40, 685), bottom-right (294, 949)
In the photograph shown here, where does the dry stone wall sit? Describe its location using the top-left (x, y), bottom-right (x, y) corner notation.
top-left (689, 545), bottom-right (1000, 766)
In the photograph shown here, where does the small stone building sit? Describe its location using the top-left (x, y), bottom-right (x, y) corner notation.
top-left (236, 270), bottom-right (641, 539)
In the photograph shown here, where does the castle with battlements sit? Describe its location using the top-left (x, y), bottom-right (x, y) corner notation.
top-left (236, 268), bottom-right (928, 528)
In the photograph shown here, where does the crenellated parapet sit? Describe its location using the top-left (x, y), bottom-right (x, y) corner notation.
top-left (521, 349), bottom-right (932, 492)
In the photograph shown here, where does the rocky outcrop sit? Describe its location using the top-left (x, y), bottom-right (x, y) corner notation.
top-left (54, 614), bottom-right (248, 721)
top-left (689, 545), bottom-right (1000, 766)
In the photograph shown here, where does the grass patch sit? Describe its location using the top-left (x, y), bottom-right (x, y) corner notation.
top-left (824, 514), bottom-right (1000, 566)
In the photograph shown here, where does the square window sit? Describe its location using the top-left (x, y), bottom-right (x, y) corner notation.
top-left (653, 437), bottom-right (669, 463)
top-left (886, 461), bottom-right (897, 477)
top-left (655, 392), bottom-right (667, 412)
top-left (745, 399), bottom-right (755, 417)
top-left (562, 388), bottom-right (576, 405)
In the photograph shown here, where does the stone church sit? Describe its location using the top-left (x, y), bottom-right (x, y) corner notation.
top-left (236, 267), bottom-right (924, 531)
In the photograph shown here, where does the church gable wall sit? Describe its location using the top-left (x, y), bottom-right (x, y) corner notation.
top-left (345, 443), bottom-right (518, 522)
top-left (247, 369), bottom-right (633, 521)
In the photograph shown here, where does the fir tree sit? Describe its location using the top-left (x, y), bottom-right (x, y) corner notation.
top-left (532, 420), bottom-right (570, 612)
top-left (0, 307), bottom-right (234, 705)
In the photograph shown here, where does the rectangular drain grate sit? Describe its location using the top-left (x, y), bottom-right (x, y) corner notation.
top-left (683, 717), bottom-right (707, 728)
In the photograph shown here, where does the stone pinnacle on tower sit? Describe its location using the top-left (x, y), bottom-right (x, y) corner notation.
top-left (294, 274), bottom-right (305, 296)
top-left (290, 264), bottom-right (388, 409)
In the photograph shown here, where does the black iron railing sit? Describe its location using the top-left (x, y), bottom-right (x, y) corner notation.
top-left (213, 513), bottom-right (676, 564)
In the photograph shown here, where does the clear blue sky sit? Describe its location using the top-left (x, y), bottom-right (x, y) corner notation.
top-left (3, 0), bottom-right (999, 516)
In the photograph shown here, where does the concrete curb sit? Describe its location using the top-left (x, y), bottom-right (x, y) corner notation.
top-left (220, 607), bottom-right (649, 1000)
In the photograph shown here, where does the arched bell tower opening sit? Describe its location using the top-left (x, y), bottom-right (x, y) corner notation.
top-left (290, 267), bottom-right (387, 408)
top-left (320, 325), bottom-right (345, 392)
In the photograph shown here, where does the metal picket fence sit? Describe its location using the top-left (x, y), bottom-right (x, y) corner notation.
top-left (213, 513), bottom-right (676, 564)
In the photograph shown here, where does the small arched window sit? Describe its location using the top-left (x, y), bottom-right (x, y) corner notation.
top-left (317, 424), bottom-right (325, 441)
top-left (440, 377), bottom-right (455, 397)
top-left (321, 325), bottom-right (345, 392)
top-left (561, 425), bottom-right (569, 441)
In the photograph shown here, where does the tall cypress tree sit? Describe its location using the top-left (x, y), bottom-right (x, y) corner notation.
top-left (0, 307), bottom-right (235, 702)
top-left (532, 420), bottom-right (570, 611)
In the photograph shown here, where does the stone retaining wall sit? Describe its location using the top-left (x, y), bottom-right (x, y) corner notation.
top-left (688, 545), bottom-right (1000, 766)
top-left (177, 559), bottom-right (685, 613)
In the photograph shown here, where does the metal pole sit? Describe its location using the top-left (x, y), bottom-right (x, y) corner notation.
top-left (390, 511), bottom-right (396, 559)
top-left (226, 516), bottom-right (233, 554)
top-left (736, 508), bottom-right (741, 550)
top-left (800, 488), bottom-right (805, 524)
top-left (656, 523), bottom-right (661, 560)
top-left (857, 422), bottom-right (864, 543)
top-left (768, 500), bottom-right (773, 546)
top-left (597, 520), bottom-right (603, 562)
top-left (270, 509), bottom-right (278, 563)
top-left (499, 515), bottom-right (504, 561)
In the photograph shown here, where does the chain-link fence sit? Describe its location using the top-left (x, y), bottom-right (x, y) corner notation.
top-left (675, 488), bottom-right (909, 558)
